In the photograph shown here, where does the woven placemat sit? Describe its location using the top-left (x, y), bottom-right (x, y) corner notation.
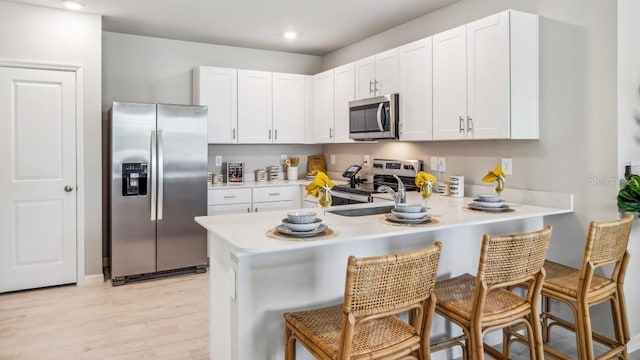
top-left (463, 206), bottom-right (516, 214)
top-left (379, 216), bottom-right (442, 227)
top-left (266, 227), bottom-right (339, 241)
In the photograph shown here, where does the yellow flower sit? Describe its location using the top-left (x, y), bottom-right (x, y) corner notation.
top-left (481, 166), bottom-right (505, 183)
top-left (305, 171), bottom-right (335, 198)
top-left (415, 171), bottom-right (437, 187)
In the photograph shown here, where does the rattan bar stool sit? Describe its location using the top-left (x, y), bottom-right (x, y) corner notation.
top-left (283, 242), bottom-right (442, 360)
top-left (430, 226), bottom-right (552, 360)
top-left (507, 214), bottom-right (633, 359)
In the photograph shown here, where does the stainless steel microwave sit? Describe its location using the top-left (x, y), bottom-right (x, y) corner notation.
top-left (348, 94), bottom-right (399, 140)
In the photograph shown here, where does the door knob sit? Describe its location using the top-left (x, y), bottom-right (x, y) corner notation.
top-left (64, 185), bottom-right (74, 192)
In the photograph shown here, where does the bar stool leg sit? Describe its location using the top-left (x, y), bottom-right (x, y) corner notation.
top-left (577, 299), bottom-right (594, 360)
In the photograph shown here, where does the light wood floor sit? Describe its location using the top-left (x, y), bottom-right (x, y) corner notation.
top-left (1, 272), bottom-right (638, 359)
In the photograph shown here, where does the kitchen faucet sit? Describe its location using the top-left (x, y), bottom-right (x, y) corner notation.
top-left (378, 175), bottom-right (406, 205)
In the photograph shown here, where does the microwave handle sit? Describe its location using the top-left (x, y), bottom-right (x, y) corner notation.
top-left (376, 103), bottom-right (385, 131)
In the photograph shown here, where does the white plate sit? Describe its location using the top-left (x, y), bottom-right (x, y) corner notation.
top-left (477, 194), bottom-right (502, 202)
top-left (470, 201), bottom-right (506, 208)
top-left (468, 203), bottom-right (510, 212)
top-left (281, 218), bottom-right (322, 232)
top-left (276, 224), bottom-right (328, 237)
top-left (390, 208), bottom-right (428, 219)
top-left (385, 213), bottom-right (431, 224)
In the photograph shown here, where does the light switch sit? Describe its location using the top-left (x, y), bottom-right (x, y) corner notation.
top-left (215, 155), bottom-right (222, 167)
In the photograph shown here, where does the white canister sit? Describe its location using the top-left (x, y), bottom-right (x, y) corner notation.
top-left (436, 181), bottom-right (450, 196)
top-left (449, 175), bottom-right (464, 197)
top-left (287, 167), bottom-right (298, 181)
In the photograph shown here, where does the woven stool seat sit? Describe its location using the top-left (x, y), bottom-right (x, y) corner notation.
top-left (284, 243), bottom-right (442, 360)
top-left (543, 260), bottom-right (614, 299)
top-left (431, 227), bottom-right (552, 360)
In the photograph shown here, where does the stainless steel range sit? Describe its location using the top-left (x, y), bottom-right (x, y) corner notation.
top-left (331, 159), bottom-right (423, 205)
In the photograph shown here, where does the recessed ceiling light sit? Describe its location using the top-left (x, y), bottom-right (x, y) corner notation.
top-left (283, 31), bottom-right (297, 40)
top-left (62, 0), bottom-right (84, 10)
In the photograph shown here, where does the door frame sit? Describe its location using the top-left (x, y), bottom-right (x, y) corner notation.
top-left (0, 60), bottom-right (87, 285)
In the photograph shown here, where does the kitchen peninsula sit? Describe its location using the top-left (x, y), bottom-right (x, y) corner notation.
top-left (195, 188), bottom-right (573, 360)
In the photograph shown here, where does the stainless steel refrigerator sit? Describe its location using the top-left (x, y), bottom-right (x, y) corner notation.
top-left (108, 102), bottom-right (208, 285)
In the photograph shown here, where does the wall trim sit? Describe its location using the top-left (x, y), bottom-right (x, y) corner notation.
top-left (629, 334), bottom-right (640, 353)
top-left (0, 59), bottom-right (87, 286)
top-left (81, 274), bottom-right (104, 285)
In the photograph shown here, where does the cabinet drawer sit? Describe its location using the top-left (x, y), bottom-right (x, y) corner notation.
top-left (208, 188), bottom-right (252, 205)
top-left (208, 203), bottom-right (252, 215)
top-left (252, 186), bottom-right (296, 203)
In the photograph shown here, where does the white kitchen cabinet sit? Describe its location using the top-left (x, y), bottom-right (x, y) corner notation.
top-left (207, 188), bottom-right (252, 215)
top-left (193, 66), bottom-right (238, 144)
top-left (253, 185), bottom-right (298, 212)
top-left (433, 10), bottom-right (538, 140)
top-left (312, 69), bottom-right (335, 143)
top-left (333, 63), bottom-right (355, 143)
top-left (272, 73), bottom-right (308, 144)
top-left (354, 48), bottom-right (399, 100)
top-left (237, 70), bottom-right (272, 143)
top-left (398, 37), bottom-right (433, 141)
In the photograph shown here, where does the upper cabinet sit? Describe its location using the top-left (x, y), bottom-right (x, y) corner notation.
top-left (354, 48), bottom-right (399, 100)
top-left (333, 63), bottom-right (356, 143)
top-left (237, 70), bottom-right (273, 143)
top-left (272, 73), bottom-right (308, 144)
top-left (193, 66), bottom-right (238, 144)
top-left (312, 69), bottom-right (334, 143)
top-left (398, 37), bottom-right (433, 141)
top-left (433, 10), bottom-right (539, 140)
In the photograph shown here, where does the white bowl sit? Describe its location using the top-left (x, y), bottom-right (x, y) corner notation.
top-left (477, 194), bottom-right (501, 202)
top-left (391, 208), bottom-right (428, 219)
top-left (287, 211), bottom-right (317, 224)
top-left (282, 218), bottom-right (322, 232)
top-left (394, 203), bottom-right (423, 213)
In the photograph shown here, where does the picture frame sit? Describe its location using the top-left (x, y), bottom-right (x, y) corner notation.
top-left (225, 162), bottom-right (244, 184)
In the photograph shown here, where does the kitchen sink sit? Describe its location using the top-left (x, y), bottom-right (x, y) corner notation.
top-left (328, 205), bottom-right (395, 217)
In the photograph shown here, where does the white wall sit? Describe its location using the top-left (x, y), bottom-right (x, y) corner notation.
top-left (322, 0), bottom-right (636, 343)
top-left (102, 32), bottom-right (322, 109)
top-left (0, 1), bottom-right (102, 276)
top-left (618, 0), bottom-right (640, 345)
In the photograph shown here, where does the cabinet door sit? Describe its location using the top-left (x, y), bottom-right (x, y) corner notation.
top-left (433, 25), bottom-right (467, 140)
top-left (238, 70), bottom-right (272, 144)
top-left (312, 69), bottom-right (335, 143)
top-left (272, 73), bottom-right (305, 143)
top-left (208, 203), bottom-right (251, 216)
top-left (193, 66), bottom-right (238, 144)
top-left (354, 55), bottom-right (376, 100)
top-left (374, 48), bottom-right (399, 96)
top-left (467, 11), bottom-right (510, 139)
top-left (253, 200), bottom-right (295, 213)
top-left (333, 63), bottom-right (355, 143)
top-left (399, 38), bottom-right (433, 141)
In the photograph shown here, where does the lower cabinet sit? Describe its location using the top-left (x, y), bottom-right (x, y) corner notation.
top-left (208, 185), bottom-right (301, 215)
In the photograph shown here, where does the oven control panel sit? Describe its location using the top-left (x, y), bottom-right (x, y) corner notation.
top-left (372, 159), bottom-right (423, 177)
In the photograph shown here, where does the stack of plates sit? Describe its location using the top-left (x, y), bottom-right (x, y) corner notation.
top-left (385, 203), bottom-right (431, 224)
top-left (469, 194), bottom-right (510, 212)
top-left (276, 212), bottom-right (327, 237)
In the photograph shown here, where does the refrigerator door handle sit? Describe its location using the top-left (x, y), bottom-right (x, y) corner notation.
top-left (157, 130), bottom-right (164, 220)
top-left (150, 130), bottom-right (157, 221)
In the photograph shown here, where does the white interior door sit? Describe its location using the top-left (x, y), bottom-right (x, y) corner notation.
top-left (0, 66), bottom-right (77, 293)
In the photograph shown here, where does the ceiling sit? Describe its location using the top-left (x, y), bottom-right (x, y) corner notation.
top-left (9, 0), bottom-right (460, 56)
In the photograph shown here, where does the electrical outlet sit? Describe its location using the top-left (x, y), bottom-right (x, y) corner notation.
top-left (330, 154), bottom-right (336, 165)
top-left (363, 155), bottom-right (370, 167)
top-left (430, 156), bottom-right (438, 171)
top-left (215, 155), bottom-right (222, 167)
top-left (501, 158), bottom-right (513, 176)
top-left (437, 157), bottom-right (446, 172)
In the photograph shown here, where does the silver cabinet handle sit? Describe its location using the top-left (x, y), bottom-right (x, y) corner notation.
top-left (274, 129), bottom-right (278, 140)
top-left (254, 207), bottom-right (258, 212)
top-left (247, 208), bottom-right (250, 213)
top-left (150, 131), bottom-right (157, 221)
top-left (329, 128), bottom-right (333, 138)
top-left (268, 193), bottom-right (280, 196)
top-left (64, 185), bottom-right (74, 192)
top-left (268, 129), bottom-right (272, 139)
top-left (467, 116), bottom-right (473, 132)
top-left (157, 130), bottom-right (164, 220)
top-left (459, 116), bottom-right (464, 133)
top-left (223, 195), bottom-right (236, 199)
top-left (232, 128), bottom-right (236, 139)
top-left (374, 79), bottom-right (379, 94)
top-left (369, 80), bottom-right (373, 93)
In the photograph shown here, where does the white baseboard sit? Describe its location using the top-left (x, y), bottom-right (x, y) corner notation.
top-left (629, 334), bottom-right (640, 353)
top-left (79, 273), bottom-right (104, 285)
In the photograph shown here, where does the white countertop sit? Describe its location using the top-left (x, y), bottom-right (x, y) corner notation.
top-left (208, 179), bottom-right (311, 189)
top-left (195, 187), bottom-right (573, 256)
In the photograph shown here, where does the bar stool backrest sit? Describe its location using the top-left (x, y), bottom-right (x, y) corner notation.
top-left (584, 214), bottom-right (633, 268)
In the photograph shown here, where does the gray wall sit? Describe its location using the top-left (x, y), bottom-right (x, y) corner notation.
top-left (0, 1), bottom-right (103, 277)
top-left (322, 0), bottom-right (634, 339)
top-left (102, 32), bottom-right (322, 109)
